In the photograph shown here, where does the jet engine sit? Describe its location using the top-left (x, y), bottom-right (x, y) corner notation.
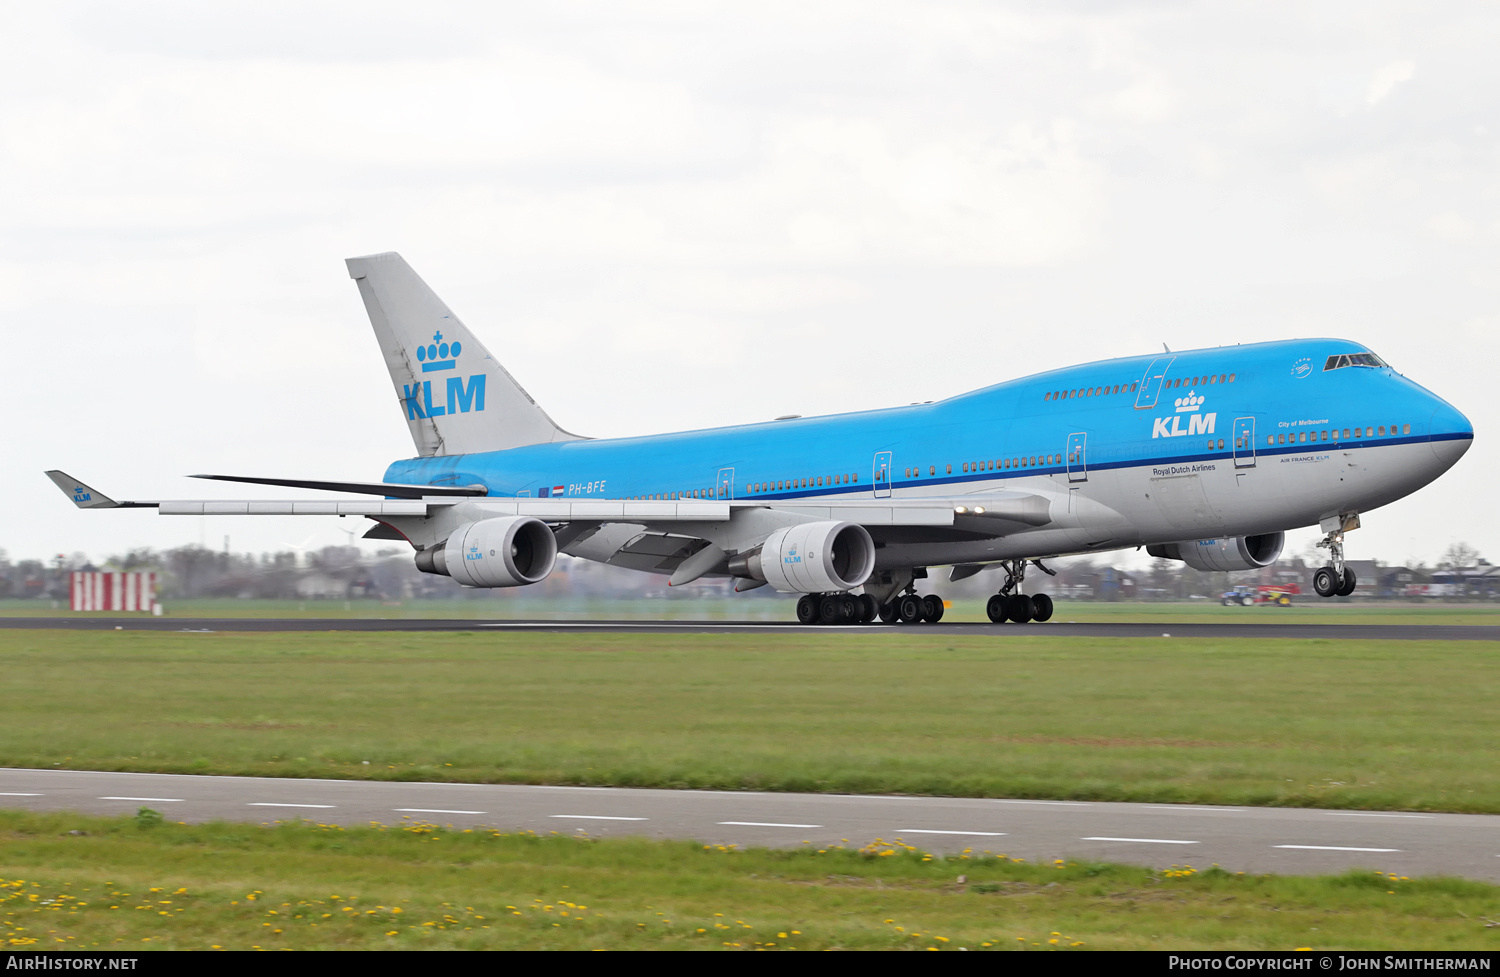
top-left (729, 521), bottom-right (875, 593)
top-left (1147, 532), bottom-right (1285, 572)
top-left (414, 516), bottom-right (557, 587)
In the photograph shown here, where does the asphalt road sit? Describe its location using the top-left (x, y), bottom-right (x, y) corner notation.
top-left (2, 768), bottom-right (1493, 882)
top-left (3, 618), bottom-right (1500, 640)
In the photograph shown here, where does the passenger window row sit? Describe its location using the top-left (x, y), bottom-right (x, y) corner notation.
top-left (747, 473), bottom-right (859, 495)
top-left (1045, 382), bottom-right (1136, 401)
top-left (1265, 423), bottom-right (1411, 447)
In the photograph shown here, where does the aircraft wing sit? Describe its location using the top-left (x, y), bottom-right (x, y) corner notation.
top-left (47, 471), bottom-right (1054, 529)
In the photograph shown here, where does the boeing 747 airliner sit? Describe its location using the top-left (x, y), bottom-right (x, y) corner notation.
top-left (49, 253), bottom-right (1474, 624)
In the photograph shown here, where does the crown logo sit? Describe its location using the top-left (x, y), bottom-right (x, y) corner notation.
top-left (417, 330), bottom-right (462, 373)
top-left (1174, 391), bottom-right (1206, 413)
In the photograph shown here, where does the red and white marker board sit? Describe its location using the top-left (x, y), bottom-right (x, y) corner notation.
top-left (69, 572), bottom-right (156, 612)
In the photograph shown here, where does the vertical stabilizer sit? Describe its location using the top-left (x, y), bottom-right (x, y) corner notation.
top-left (346, 252), bottom-right (583, 457)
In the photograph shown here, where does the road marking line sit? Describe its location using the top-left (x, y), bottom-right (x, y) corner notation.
top-left (992, 799), bottom-right (1091, 807)
top-left (550, 815), bottom-right (647, 821)
top-left (1274, 845), bottom-right (1401, 852)
top-left (248, 803), bottom-right (336, 809)
top-left (1325, 813), bottom-right (1434, 819)
top-left (1145, 806), bottom-right (1245, 812)
top-left (717, 821), bottom-right (823, 828)
top-left (0, 792), bottom-right (43, 796)
top-left (100, 796), bottom-right (183, 802)
top-left (894, 829), bottom-right (1008, 836)
top-left (395, 808), bottom-right (486, 815)
top-left (1083, 836), bottom-right (1199, 845)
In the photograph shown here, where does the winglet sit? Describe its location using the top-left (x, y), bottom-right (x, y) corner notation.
top-left (45, 471), bottom-right (121, 508)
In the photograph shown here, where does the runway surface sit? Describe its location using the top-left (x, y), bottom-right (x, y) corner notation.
top-left (2, 768), bottom-right (1495, 882)
top-left (4, 618), bottom-right (1500, 640)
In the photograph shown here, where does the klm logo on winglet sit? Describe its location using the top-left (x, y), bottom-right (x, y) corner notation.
top-left (404, 330), bottom-right (486, 420)
top-left (1152, 392), bottom-right (1216, 439)
top-left (73, 486), bottom-right (91, 503)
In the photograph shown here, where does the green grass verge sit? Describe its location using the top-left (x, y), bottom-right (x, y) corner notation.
top-left (2, 810), bottom-right (1495, 950)
top-left (3, 630), bottom-right (1500, 812)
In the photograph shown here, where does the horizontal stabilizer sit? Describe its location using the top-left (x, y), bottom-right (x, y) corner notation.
top-left (190, 474), bottom-right (487, 499)
top-left (44, 471), bottom-right (154, 509)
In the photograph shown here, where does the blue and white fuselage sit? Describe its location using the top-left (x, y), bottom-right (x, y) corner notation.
top-left (382, 337), bottom-right (1470, 575)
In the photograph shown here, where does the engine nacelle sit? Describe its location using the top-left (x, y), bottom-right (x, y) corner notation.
top-left (733, 521), bottom-right (875, 594)
top-left (415, 516), bottom-right (558, 588)
top-left (1147, 532), bottom-right (1285, 572)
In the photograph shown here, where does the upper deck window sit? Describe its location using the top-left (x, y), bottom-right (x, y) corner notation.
top-left (1323, 351), bottom-right (1387, 371)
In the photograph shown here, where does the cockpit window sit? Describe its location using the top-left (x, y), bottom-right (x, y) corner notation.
top-left (1323, 351), bottom-right (1387, 372)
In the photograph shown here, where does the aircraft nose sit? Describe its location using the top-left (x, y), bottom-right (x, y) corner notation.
top-left (1428, 400), bottom-right (1473, 469)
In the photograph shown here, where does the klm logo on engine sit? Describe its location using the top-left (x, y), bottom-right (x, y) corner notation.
top-left (465, 544), bottom-right (484, 562)
top-left (404, 330), bottom-right (486, 420)
top-left (1152, 392), bottom-right (1216, 439)
top-left (784, 545), bottom-right (802, 565)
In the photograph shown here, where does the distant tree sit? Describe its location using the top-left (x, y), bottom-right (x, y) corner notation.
top-left (1439, 542), bottom-right (1481, 570)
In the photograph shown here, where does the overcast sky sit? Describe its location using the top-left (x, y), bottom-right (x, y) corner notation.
top-left (3, 1), bottom-right (1495, 572)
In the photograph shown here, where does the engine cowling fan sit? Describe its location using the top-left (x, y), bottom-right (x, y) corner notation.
top-left (1147, 532), bottom-right (1284, 572)
top-left (414, 516), bottom-right (558, 587)
top-left (730, 520), bottom-right (876, 593)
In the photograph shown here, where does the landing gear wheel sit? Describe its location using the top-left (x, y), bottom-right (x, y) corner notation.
top-left (896, 594), bottom-right (923, 624)
top-left (878, 601), bottom-right (898, 624)
top-left (1030, 593), bottom-right (1054, 623)
top-left (921, 594), bottom-right (944, 623)
top-left (819, 595), bottom-right (843, 625)
top-left (839, 594), bottom-right (859, 624)
top-left (986, 594), bottom-right (1008, 623)
top-left (1006, 594), bottom-right (1035, 624)
top-left (1313, 566), bottom-right (1338, 598)
top-left (1336, 566), bottom-right (1357, 597)
top-left (859, 594), bottom-right (879, 624)
top-left (796, 594), bottom-right (819, 624)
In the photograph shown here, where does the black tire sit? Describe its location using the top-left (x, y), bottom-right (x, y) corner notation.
top-left (897, 594), bottom-right (923, 624)
top-left (1313, 566), bottom-right (1338, 598)
top-left (796, 594), bottom-right (819, 624)
top-left (859, 594), bottom-right (879, 624)
top-left (1031, 593), bottom-right (1054, 622)
top-left (921, 594), bottom-right (944, 623)
top-left (1007, 594), bottom-right (1034, 624)
top-left (1336, 566), bottom-right (1357, 597)
top-left (819, 594), bottom-right (842, 625)
top-left (839, 594), bottom-right (860, 624)
top-left (986, 594), bottom-right (1008, 623)
top-left (878, 601), bottom-right (898, 624)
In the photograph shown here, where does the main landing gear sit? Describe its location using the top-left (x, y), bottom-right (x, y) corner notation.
top-left (796, 592), bottom-right (879, 626)
top-left (1312, 521), bottom-right (1358, 598)
top-left (985, 559), bottom-right (1056, 625)
top-left (793, 590), bottom-right (946, 625)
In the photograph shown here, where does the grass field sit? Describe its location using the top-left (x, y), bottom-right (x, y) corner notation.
top-left (5, 596), bottom-right (1500, 625)
top-left (3, 810), bottom-right (1496, 951)
top-left (3, 629), bottom-right (1498, 812)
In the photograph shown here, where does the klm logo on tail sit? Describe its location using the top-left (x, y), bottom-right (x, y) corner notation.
top-left (403, 330), bottom-right (486, 420)
top-left (1152, 392), bottom-right (1217, 439)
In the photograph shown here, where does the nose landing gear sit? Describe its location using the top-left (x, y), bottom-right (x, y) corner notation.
top-left (985, 559), bottom-right (1056, 624)
top-left (1313, 516), bottom-right (1359, 598)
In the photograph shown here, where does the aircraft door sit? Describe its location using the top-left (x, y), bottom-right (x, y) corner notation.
top-left (1134, 356), bottom-right (1176, 409)
top-left (1233, 418), bottom-right (1256, 469)
top-left (1066, 433), bottom-right (1088, 482)
top-left (717, 468), bottom-right (735, 499)
top-left (873, 451), bottom-right (893, 499)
